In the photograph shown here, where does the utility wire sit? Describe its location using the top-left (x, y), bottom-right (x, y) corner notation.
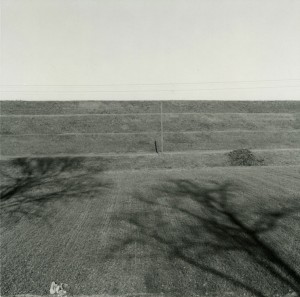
top-left (1, 85), bottom-right (300, 93)
top-left (2, 79), bottom-right (300, 87)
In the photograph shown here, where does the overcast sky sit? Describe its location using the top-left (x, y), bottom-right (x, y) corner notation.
top-left (1, 0), bottom-right (300, 100)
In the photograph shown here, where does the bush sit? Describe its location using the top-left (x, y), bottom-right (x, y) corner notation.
top-left (228, 148), bottom-right (264, 166)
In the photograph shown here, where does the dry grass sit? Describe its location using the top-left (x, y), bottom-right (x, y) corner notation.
top-left (1, 160), bottom-right (300, 297)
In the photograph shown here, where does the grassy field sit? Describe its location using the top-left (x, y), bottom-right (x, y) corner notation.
top-left (1, 113), bottom-right (299, 135)
top-left (2, 101), bottom-right (300, 115)
top-left (1, 101), bottom-right (299, 158)
top-left (2, 149), bottom-right (299, 169)
top-left (1, 158), bottom-right (300, 297)
top-left (0, 133), bottom-right (162, 156)
top-left (0, 101), bottom-right (161, 115)
top-left (0, 114), bottom-right (161, 135)
top-left (164, 130), bottom-right (300, 152)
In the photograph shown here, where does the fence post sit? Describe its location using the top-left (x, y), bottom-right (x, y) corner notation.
top-left (160, 102), bottom-right (164, 153)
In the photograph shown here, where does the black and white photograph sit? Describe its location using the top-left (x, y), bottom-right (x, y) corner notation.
top-left (1, 1), bottom-right (300, 297)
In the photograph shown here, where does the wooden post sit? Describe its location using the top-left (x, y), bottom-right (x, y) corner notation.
top-left (155, 140), bottom-right (158, 154)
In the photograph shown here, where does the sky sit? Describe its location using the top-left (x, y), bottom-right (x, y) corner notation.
top-left (1, 0), bottom-right (300, 100)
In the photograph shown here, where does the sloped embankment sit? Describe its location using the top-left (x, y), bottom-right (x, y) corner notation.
top-left (0, 101), bottom-right (299, 166)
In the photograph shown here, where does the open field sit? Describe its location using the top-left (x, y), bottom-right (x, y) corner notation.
top-left (1, 159), bottom-right (300, 297)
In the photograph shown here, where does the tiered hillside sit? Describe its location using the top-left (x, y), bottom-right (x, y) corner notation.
top-left (1, 101), bottom-right (299, 166)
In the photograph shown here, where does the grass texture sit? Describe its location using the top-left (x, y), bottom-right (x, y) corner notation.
top-left (1, 159), bottom-right (300, 297)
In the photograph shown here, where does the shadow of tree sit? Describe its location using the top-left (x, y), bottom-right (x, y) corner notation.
top-left (107, 179), bottom-right (300, 297)
top-left (0, 157), bottom-right (112, 227)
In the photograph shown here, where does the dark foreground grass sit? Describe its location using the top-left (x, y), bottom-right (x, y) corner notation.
top-left (1, 159), bottom-right (300, 297)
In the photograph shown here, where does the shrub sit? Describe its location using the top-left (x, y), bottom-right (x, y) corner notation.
top-left (228, 148), bottom-right (264, 166)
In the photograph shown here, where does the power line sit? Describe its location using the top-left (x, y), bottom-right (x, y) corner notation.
top-left (1, 79), bottom-right (300, 87)
top-left (1, 85), bottom-right (300, 93)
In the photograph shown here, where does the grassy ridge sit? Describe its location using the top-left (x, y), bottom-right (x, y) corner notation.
top-left (1, 164), bottom-right (300, 296)
top-left (0, 101), bottom-right (161, 115)
top-left (0, 114), bottom-right (161, 135)
top-left (0, 133), bottom-right (162, 155)
top-left (1, 131), bottom-right (300, 156)
top-left (1, 101), bottom-right (300, 115)
top-left (162, 100), bottom-right (300, 113)
top-left (1, 113), bottom-right (299, 135)
top-left (163, 113), bottom-right (300, 131)
top-left (1, 101), bottom-right (299, 157)
top-left (2, 149), bottom-right (300, 170)
top-left (164, 130), bottom-right (300, 151)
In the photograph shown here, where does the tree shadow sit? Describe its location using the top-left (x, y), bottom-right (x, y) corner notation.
top-left (0, 157), bottom-right (112, 227)
top-left (107, 179), bottom-right (300, 297)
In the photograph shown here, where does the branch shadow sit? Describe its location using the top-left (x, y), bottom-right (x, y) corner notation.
top-left (107, 178), bottom-right (300, 297)
top-left (0, 157), bottom-right (112, 228)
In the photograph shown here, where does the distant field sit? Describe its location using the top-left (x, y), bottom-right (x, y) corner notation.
top-left (0, 133), bottom-right (162, 155)
top-left (1, 113), bottom-right (299, 135)
top-left (2, 131), bottom-right (300, 156)
top-left (1, 160), bottom-right (300, 297)
top-left (1, 101), bottom-right (300, 158)
top-left (2, 101), bottom-right (300, 115)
